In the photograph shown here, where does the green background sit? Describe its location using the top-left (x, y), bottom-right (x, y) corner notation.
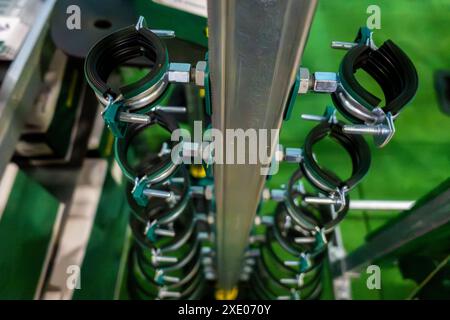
top-left (264, 0), bottom-right (450, 299)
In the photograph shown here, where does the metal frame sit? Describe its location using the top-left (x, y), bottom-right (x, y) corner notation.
top-left (331, 180), bottom-right (450, 277)
top-left (207, 0), bottom-right (317, 290)
top-left (40, 160), bottom-right (108, 300)
top-left (0, 0), bottom-right (57, 178)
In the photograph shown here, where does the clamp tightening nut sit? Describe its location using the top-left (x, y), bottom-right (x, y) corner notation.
top-left (284, 148), bottom-right (303, 163)
top-left (313, 72), bottom-right (338, 93)
top-left (168, 63), bottom-right (191, 83)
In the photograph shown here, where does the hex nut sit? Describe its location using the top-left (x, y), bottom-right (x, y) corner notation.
top-left (284, 147), bottom-right (303, 163)
top-left (313, 72), bottom-right (338, 93)
top-left (168, 63), bottom-right (191, 83)
top-left (298, 67), bottom-right (310, 94)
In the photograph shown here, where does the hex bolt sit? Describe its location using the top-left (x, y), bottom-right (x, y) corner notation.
top-left (143, 188), bottom-right (173, 199)
top-left (153, 106), bottom-right (187, 113)
top-left (280, 278), bottom-right (298, 285)
top-left (301, 114), bottom-right (328, 122)
top-left (169, 177), bottom-right (185, 184)
top-left (284, 260), bottom-right (299, 267)
top-left (118, 108), bottom-right (185, 124)
top-left (152, 255), bottom-right (178, 264)
top-left (151, 29), bottom-right (176, 38)
top-left (155, 270), bottom-right (180, 284)
top-left (344, 112), bottom-right (395, 148)
top-left (118, 112), bottom-right (151, 124)
top-left (163, 275), bottom-right (180, 284)
top-left (154, 228), bottom-right (176, 238)
top-left (159, 290), bottom-right (181, 299)
top-left (304, 196), bottom-right (342, 206)
top-left (342, 124), bottom-right (391, 136)
top-left (294, 237), bottom-right (316, 244)
top-left (331, 41), bottom-right (357, 50)
top-left (280, 274), bottom-right (304, 287)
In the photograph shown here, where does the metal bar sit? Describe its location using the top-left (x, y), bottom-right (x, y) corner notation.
top-left (41, 160), bottom-right (108, 300)
top-left (208, 0), bottom-right (317, 290)
top-left (0, 163), bottom-right (18, 222)
top-left (332, 180), bottom-right (450, 277)
top-left (327, 206), bottom-right (352, 300)
top-left (0, 0), bottom-right (56, 178)
top-left (349, 200), bottom-right (415, 211)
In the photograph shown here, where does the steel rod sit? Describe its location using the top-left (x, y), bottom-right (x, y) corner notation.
top-left (349, 200), bottom-right (415, 211)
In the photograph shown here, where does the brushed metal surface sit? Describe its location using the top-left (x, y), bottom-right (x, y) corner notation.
top-left (207, 0), bottom-right (317, 289)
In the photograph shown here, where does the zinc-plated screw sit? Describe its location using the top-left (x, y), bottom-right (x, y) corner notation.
top-left (158, 290), bottom-right (181, 299)
top-left (301, 114), bottom-right (328, 122)
top-left (342, 124), bottom-right (391, 136)
top-left (151, 29), bottom-right (176, 38)
top-left (343, 112), bottom-right (395, 148)
top-left (155, 270), bottom-right (180, 284)
top-left (154, 228), bottom-right (176, 238)
top-left (119, 112), bottom-right (151, 124)
top-left (153, 106), bottom-right (187, 113)
top-left (143, 189), bottom-right (173, 199)
top-left (280, 274), bottom-right (304, 287)
top-left (152, 255), bottom-right (178, 264)
top-left (304, 196), bottom-right (342, 206)
top-left (331, 41), bottom-right (357, 50)
top-left (294, 237), bottom-right (316, 244)
top-left (151, 249), bottom-right (178, 264)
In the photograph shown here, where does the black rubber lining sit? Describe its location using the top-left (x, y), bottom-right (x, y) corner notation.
top-left (336, 40), bottom-right (418, 115)
top-left (302, 121), bottom-right (371, 191)
top-left (85, 25), bottom-right (167, 99)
